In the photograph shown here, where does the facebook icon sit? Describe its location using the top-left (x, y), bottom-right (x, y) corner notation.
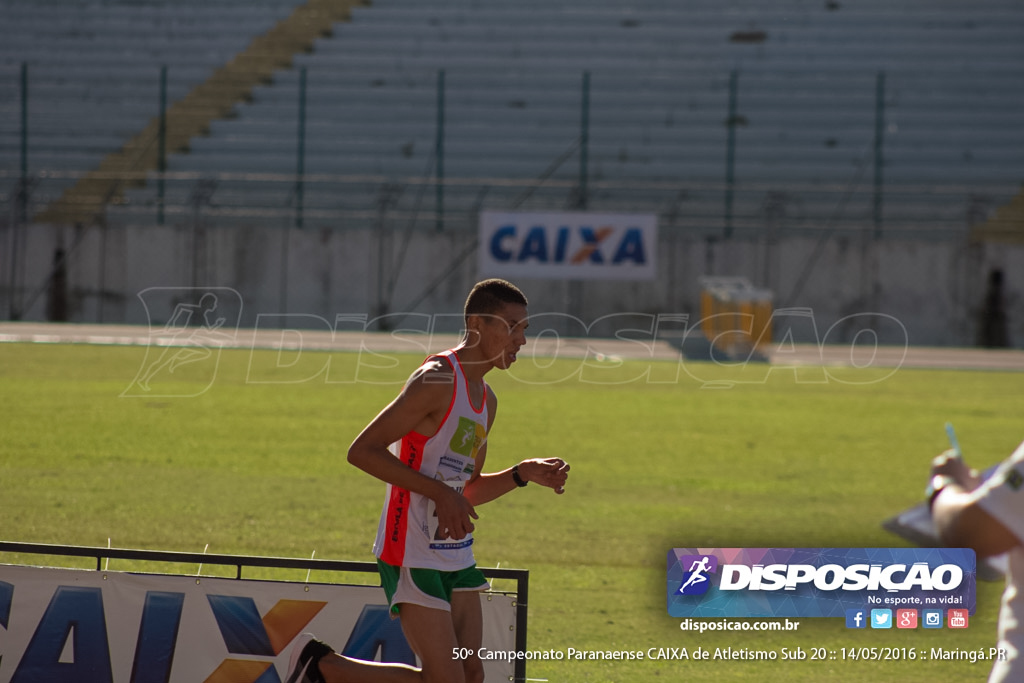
top-left (846, 609), bottom-right (867, 629)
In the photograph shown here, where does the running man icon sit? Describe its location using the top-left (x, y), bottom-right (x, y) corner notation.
top-left (121, 287), bottom-right (241, 398)
top-left (135, 293), bottom-right (228, 391)
top-left (678, 556), bottom-right (716, 595)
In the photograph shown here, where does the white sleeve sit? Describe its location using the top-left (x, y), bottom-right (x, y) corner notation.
top-left (975, 440), bottom-right (1024, 544)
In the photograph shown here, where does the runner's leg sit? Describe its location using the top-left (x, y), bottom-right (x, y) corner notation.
top-left (451, 590), bottom-right (485, 683)
top-left (397, 603), bottom-right (466, 683)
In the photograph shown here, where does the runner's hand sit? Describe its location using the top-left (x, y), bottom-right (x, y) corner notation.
top-left (518, 458), bottom-right (571, 494)
top-left (433, 484), bottom-right (478, 540)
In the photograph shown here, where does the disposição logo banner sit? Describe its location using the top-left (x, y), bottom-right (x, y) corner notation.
top-left (667, 548), bottom-right (976, 618)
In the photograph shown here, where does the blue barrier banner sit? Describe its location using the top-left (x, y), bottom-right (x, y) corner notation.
top-left (667, 548), bottom-right (976, 618)
top-left (0, 565), bottom-right (517, 682)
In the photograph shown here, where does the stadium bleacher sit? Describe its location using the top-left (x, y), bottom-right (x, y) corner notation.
top-left (2, 0), bottom-right (1022, 239)
top-left (0, 0), bottom-right (311, 217)
top-left (80, 0), bottom-right (1023, 239)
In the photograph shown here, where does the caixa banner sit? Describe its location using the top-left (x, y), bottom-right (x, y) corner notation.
top-left (478, 211), bottom-right (657, 281)
top-left (667, 548), bottom-right (976, 618)
top-left (0, 565), bottom-right (516, 683)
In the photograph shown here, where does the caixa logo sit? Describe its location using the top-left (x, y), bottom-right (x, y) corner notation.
top-left (488, 224), bottom-right (647, 266)
top-left (667, 548), bottom-right (976, 619)
top-left (478, 211), bottom-right (657, 281)
top-left (5, 585), bottom-right (413, 683)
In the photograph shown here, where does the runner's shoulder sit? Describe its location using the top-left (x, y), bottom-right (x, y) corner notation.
top-left (404, 357), bottom-right (456, 397)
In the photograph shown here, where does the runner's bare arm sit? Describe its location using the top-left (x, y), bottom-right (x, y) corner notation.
top-left (465, 457), bottom-right (570, 505)
top-left (348, 362), bottom-right (478, 540)
top-left (463, 390), bottom-right (570, 505)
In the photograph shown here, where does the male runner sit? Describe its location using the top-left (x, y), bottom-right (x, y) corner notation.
top-left (287, 278), bottom-right (570, 683)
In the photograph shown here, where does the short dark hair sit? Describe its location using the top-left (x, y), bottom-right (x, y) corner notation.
top-left (464, 279), bottom-right (528, 321)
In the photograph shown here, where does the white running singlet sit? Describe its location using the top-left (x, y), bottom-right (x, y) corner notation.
top-left (373, 350), bottom-right (488, 570)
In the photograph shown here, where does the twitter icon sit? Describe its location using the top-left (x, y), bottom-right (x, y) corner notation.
top-left (870, 609), bottom-right (893, 629)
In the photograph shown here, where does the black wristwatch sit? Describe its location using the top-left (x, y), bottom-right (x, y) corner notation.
top-left (512, 464), bottom-right (528, 487)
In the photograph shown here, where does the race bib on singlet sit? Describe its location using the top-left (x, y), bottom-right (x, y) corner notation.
top-left (427, 479), bottom-right (474, 550)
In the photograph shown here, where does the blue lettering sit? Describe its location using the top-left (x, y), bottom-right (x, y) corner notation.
top-left (130, 592), bottom-right (184, 683)
top-left (207, 594), bottom-right (274, 656)
top-left (489, 225), bottom-right (516, 261)
top-left (342, 605), bottom-right (416, 666)
top-left (489, 223), bottom-right (651, 267)
top-left (612, 228), bottom-right (646, 264)
top-left (0, 580), bottom-right (12, 628)
top-left (554, 226), bottom-right (570, 262)
top-left (517, 226), bottom-right (548, 262)
top-left (12, 587), bottom-right (113, 683)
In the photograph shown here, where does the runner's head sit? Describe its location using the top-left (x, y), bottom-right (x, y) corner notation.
top-left (463, 279), bottom-right (529, 371)
top-left (463, 279), bottom-right (528, 324)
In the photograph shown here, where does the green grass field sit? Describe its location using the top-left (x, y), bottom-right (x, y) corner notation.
top-left (1, 341), bottom-right (1021, 681)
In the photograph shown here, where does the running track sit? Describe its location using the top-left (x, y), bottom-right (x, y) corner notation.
top-left (2, 322), bottom-right (1023, 371)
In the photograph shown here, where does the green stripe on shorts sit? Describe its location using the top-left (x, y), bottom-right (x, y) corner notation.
top-left (377, 559), bottom-right (488, 615)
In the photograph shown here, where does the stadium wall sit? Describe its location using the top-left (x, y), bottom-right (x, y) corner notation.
top-left (4, 221), bottom-right (1021, 348)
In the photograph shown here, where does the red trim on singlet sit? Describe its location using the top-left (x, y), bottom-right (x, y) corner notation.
top-left (378, 349), bottom-right (486, 566)
top-left (379, 430), bottom-right (428, 566)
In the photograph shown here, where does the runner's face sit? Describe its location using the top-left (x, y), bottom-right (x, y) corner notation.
top-left (479, 303), bottom-right (529, 370)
